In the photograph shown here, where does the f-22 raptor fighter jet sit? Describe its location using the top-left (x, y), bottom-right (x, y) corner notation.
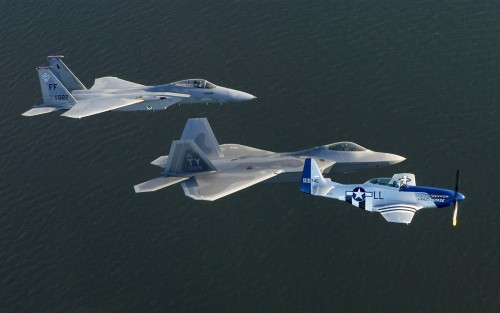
top-left (23, 56), bottom-right (256, 119)
top-left (300, 158), bottom-right (465, 225)
top-left (134, 118), bottom-right (405, 201)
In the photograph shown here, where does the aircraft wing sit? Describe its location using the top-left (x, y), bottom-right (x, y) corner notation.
top-left (60, 97), bottom-right (144, 118)
top-left (90, 77), bottom-right (146, 90)
top-left (375, 204), bottom-right (421, 224)
top-left (219, 144), bottom-right (274, 157)
top-left (181, 169), bottom-right (282, 201)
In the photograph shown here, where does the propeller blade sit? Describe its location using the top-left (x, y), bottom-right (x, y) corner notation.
top-left (455, 169), bottom-right (460, 193)
top-left (452, 201), bottom-right (458, 227)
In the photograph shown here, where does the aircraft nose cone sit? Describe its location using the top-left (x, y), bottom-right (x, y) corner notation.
top-left (387, 154), bottom-right (406, 165)
top-left (227, 88), bottom-right (257, 102)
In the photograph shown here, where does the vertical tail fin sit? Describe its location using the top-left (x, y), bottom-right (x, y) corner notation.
top-left (300, 158), bottom-right (333, 196)
top-left (163, 140), bottom-right (218, 176)
top-left (36, 67), bottom-right (76, 107)
top-left (180, 118), bottom-right (223, 159)
top-left (47, 55), bottom-right (87, 91)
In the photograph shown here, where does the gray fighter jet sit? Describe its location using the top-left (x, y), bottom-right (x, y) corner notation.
top-left (134, 118), bottom-right (405, 201)
top-left (23, 56), bottom-right (256, 118)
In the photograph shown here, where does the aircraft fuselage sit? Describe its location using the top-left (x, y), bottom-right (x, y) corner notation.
top-left (66, 82), bottom-right (256, 113)
top-left (189, 143), bottom-right (406, 183)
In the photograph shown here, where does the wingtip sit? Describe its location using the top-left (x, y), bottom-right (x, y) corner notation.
top-left (133, 185), bottom-right (142, 193)
top-left (60, 112), bottom-right (82, 119)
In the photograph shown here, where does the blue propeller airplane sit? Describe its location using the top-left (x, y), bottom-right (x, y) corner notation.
top-left (300, 158), bottom-right (465, 225)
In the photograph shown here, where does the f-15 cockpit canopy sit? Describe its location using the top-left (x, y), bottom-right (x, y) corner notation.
top-left (326, 142), bottom-right (368, 152)
top-left (172, 79), bottom-right (216, 89)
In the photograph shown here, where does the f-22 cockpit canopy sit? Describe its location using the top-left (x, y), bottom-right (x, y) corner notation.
top-left (326, 142), bottom-right (368, 152)
top-left (172, 79), bottom-right (216, 89)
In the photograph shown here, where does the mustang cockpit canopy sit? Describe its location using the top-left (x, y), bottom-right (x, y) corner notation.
top-left (172, 79), bottom-right (216, 89)
top-left (326, 142), bottom-right (368, 152)
top-left (366, 177), bottom-right (397, 186)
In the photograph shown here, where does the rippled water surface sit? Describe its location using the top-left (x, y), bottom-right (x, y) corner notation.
top-left (1, 1), bottom-right (498, 312)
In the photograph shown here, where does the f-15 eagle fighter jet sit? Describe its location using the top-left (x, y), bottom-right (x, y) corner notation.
top-left (134, 118), bottom-right (405, 201)
top-left (300, 158), bottom-right (465, 225)
top-left (23, 56), bottom-right (256, 118)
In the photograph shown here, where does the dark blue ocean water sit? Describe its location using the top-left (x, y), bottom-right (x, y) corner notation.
top-left (0, 1), bottom-right (498, 312)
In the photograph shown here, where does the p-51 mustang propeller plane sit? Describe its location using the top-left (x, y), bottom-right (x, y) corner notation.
top-left (23, 56), bottom-right (256, 119)
top-left (134, 118), bottom-right (405, 201)
top-left (300, 158), bottom-right (465, 225)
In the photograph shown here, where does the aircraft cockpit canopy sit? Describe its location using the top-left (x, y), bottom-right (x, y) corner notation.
top-left (172, 79), bottom-right (216, 89)
top-left (326, 142), bottom-right (367, 152)
top-left (366, 177), bottom-right (396, 186)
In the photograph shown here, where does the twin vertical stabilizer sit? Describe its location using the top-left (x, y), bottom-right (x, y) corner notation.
top-left (23, 56), bottom-right (83, 116)
top-left (163, 140), bottom-right (217, 176)
top-left (47, 55), bottom-right (87, 91)
top-left (135, 118), bottom-right (224, 193)
top-left (135, 138), bottom-right (219, 193)
top-left (36, 67), bottom-right (76, 107)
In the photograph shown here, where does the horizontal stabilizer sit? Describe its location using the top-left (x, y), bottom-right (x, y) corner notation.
top-left (312, 185), bottom-right (334, 197)
top-left (61, 97), bottom-right (143, 118)
top-left (22, 107), bottom-right (60, 116)
top-left (151, 156), bottom-right (168, 168)
top-left (134, 176), bottom-right (188, 193)
top-left (90, 77), bottom-right (145, 90)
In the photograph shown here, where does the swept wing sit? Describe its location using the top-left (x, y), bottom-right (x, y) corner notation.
top-left (90, 77), bottom-right (146, 90)
top-left (181, 168), bottom-right (282, 201)
top-left (219, 144), bottom-right (274, 157)
top-left (61, 97), bottom-right (144, 118)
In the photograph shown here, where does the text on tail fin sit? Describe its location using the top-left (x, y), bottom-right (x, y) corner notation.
top-left (164, 140), bottom-right (217, 176)
top-left (300, 158), bottom-right (333, 196)
top-left (37, 67), bottom-right (76, 107)
top-left (300, 158), bottom-right (314, 193)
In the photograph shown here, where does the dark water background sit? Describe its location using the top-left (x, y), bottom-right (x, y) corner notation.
top-left (1, 1), bottom-right (498, 312)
